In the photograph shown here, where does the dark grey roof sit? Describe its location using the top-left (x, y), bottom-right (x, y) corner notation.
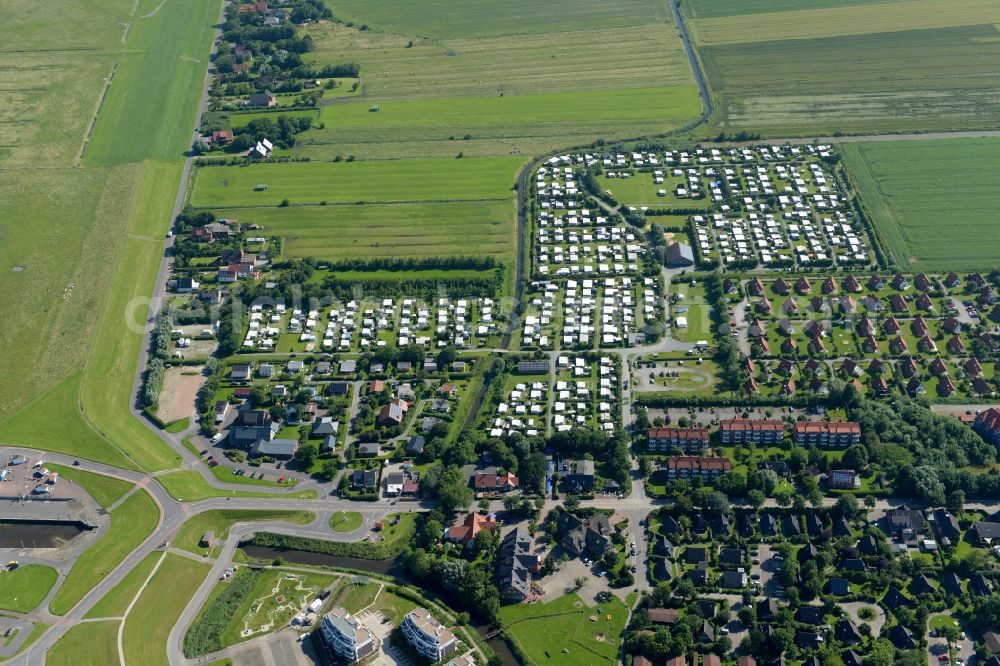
top-left (252, 438), bottom-right (297, 457)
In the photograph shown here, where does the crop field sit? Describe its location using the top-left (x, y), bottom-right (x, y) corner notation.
top-left (191, 157), bottom-right (520, 207)
top-left (841, 138), bottom-right (1000, 272)
top-left (293, 0), bottom-right (699, 160)
top-left (684, 0), bottom-right (894, 18)
top-left (122, 553), bottom-right (211, 666)
top-left (49, 488), bottom-right (159, 615)
top-left (228, 201), bottom-right (516, 262)
top-left (321, 0), bottom-right (668, 39)
top-left (688, 0), bottom-right (1000, 44)
top-left (685, 0), bottom-right (1000, 135)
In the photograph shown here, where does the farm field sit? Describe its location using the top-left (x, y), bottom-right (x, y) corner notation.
top-left (228, 200), bottom-right (516, 263)
top-left (49, 489), bottom-right (160, 615)
top-left (190, 157), bottom-right (520, 207)
top-left (841, 138), bottom-right (1000, 272)
top-left (121, 553), bottom-right (211, 666)
top-left (289, 0), bottom-right (699, 160)
top-left (500, 593), bottom-right (629, 666)
top-left (320, 0), bottom-right (669, 39)
top-left (684, 0), bottom-right (1000, 135)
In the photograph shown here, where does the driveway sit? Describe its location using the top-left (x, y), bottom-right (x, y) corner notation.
top-left (755, 544), bottom-right (781, 598)
top-left (358, 610), bottom-right (414, 666)
top-left (840, 601), bottom-right (885, 638)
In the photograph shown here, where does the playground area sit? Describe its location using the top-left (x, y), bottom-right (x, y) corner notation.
top-left (239, 573), bottom-right (322, 638)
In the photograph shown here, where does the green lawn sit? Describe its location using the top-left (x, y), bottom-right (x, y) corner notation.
top-left (49, 489), bottom-right (160, 615)
top-left (47, 621), bottom-right (119, 666)
top-left (0, 564), bottom-right (58, 613)
top-left (329, 511), bottom-right (364, 532)
top-left (84, 551), bottom-right (162, 619)
top-left (166, 417), bottom-right (190, 433)
top-left (173, 509), bottom-right (315, 555)
top-left (500, 593), bottom-right (629, 665)
top-left (210, 464), bottom-right (298, 488)
top-left (157, 470), bottom-right (317, 501)
top-left (842, 138), bottom-right (1000, 271)
top-left (45, 463), bottom-right (133, 508)
top-left (190, 157), bottom-right (521, 207)
top-left (338, 581), bottom-right (382, 613)
top-left (121, 553), bottom-right (211, 666)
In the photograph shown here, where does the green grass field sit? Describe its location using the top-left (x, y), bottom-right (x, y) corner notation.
top-left (0, 564), bottom-right (58, 613)
top-left (329, 511), bottom-right (364, 532)
top-left (84, 551), bottom-right (162, 619)
top-left (686, 0), bottom-right (1000, 135)
top-left (0, 0), bottom-right (220, 474)
top-left (49, 489), bottom-right (159, 615)
top-left (841, 138), bottom-right (1000, 271)
top-left (47, 621), bottom-right (119, 666)
top-left (500, 593), bottom-right (629, 665)
top-left (157, 470), bottom-right (318, 502)
top-left (191, 157), bottom-right (521, 207)
top-left (173, 509), bottom-right (315, 555)
top-left (45, 463), bottom-right (134, 508)
top-left (320, 0), bottom-right (668, 39)
top-left (121, 553), bottom-right (211, 666)
top-left (227, 200), bottom-right (516, 262)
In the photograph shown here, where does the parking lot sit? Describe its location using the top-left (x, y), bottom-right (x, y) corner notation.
top-left (754, 544), bottom-right (783, 598)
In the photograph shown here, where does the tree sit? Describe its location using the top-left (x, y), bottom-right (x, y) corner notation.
top-left (947, 489), bottom-right (966, 515)
top-left (834, 494), bottom-right (860, 520)
top-left (437, 467), bottom-right (474, 513)
top-left (747, 490), bottom-right (765, 510)
top-left (910, 465), bottom-right (946, 505)
top-left (294, 442), bottom-right (317, 470)
top-left (862, 639), bottom-right (894, 666)
top-left (573, 576), bottom-right (588, 590)
top-left (843, 444), bottom-right (869, 470)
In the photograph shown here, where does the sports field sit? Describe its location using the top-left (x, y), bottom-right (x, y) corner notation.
top-left (841, 138), bottom-right (1000, 272)
top-left (684, 0), bottom-right (1000, 135)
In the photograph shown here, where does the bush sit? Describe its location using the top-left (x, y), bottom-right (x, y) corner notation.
top-left (183, 568), bottom-right (263, 656)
